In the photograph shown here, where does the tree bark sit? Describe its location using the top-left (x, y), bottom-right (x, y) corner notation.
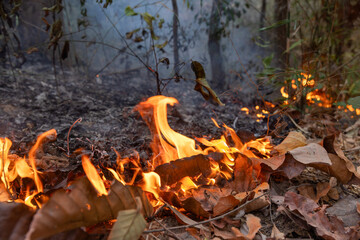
top-left (171, 0), bottom-right (179, 71)
top-left (208, 0), bottom-right (225, 91)
top-left (274, 0), bottom-right (289, 69)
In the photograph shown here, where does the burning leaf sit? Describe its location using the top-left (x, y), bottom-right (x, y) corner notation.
top-left (231, 214), bottom-right (261, 240)
top-left (274, 131), bottom-right (306, 155)
top-left (191, 61), bottom-right (224, 106)
top-left (108, 197), bottom-right (147, 240)
top-left (213, 195), bottom-right (240, 217)
top-left (82, 155), bottom-right (107, 196)
top-left (25, 178), bottom-right (152, 240)
top-left (289, 143), bottom-right (331, 165)
top-left (284, 191), bottom-right (356, 240)
top-left (154, 154), bottom-right (217, 186)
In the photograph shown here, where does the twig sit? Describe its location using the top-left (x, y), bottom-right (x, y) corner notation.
top-left (143, 193), bottom-right (266, 234)
top-left (154, 218), bottom-right (183, 240)
top-left (67, 118), bottom-right (82, 156)
top-left (285, 113), bottom-right (310, 136)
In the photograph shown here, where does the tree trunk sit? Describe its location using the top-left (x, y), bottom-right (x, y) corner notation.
top-left (171, 0), bottom-right (179, 71)
top-left (208, 0), bottom-right (225, 91)
top-left (259, 0), bottom-right (266, 30)
top-left (274, 0), bottom-right (289, 69)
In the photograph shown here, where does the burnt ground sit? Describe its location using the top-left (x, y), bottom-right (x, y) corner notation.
top-left (0, 60), bottom-right (359, 239)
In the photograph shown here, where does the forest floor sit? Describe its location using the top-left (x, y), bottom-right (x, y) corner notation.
top-left (0, 62), bottom-right (359, 240)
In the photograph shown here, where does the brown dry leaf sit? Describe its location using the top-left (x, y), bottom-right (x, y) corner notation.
top-left (191, 61), bottom-right (224, 106)
top-left (289, 143), bottom-right (331, 165)
top-left (25, 177), bottom-right (152, 240)
top-left (274, 131), bottom-right (307, 155)
top-left (166, 203), bottom-right (209, 231)
top-left (234, 183), bottom-right (269, 213)
top-left (326, 195), bottom-right (360, 227)
top-left (271, 224), bottom-right (285, 240)
top-left (297, 185), bottom-right (316, 202)
top-left (0, 202), bottom-right (34, 240)
top-left (213, 195), bottom-right (240, 217)
top-left (232, 214), bottom-right (261, 240)
top-left (254, 154), bottom-right (286, 170)
top-left (284, 191), bottom-right (355, 240)
top-left (154, 154), bottom-right (215, 186)
top-left (298, 182), bottom-right (331, 203)
top-left (322, 135), bottom-right (360, 184)
top-left (234, 154), bottom-right (257, 192)
top-left (182, 197), bottom-right (210, 218)
top-left (192, 186), bottom-right (232, 212)
top-left (275, 154), bottom-right (306, 179)
top-left (313, 153), bottom-right (353, 183)
top-left (357, 202), bottom-right (360, 215)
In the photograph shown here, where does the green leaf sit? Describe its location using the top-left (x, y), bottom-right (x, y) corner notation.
top-left (262, 53), bottom-right (274, 68)
top-left (348, 96), bottom-right (360, 109)
top-left (108, 207), bottom-right (146, 240)
top-left (284, 40), bottom-right (302, 53)
top-left (259, 19), bottom-right (291, 31)
top-left (158, 18), bottom-right (164, 28)
top-left (191, 61), bottom-right (224, 106)
top-left (125, 6), bottom-right (137, 16)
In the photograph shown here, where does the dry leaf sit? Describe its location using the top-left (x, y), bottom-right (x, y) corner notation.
top-left (25, 178), bottom-right (152, 240)
top-left (326, 195), bottom-right (360, 227)
top-left (254, 154), bottom-right (286, 170)
top-left (166, 203), bottom-right (209, 231)
top-left (108, 197), bottom-right (147, 240)
top-left (274, 131), bottom-right (306, 155)
top-left (191, 61), bottom-right (224, 106)
top-left (234, 154), bottom-right (257, 192)
top-left (284, 191), bottom-right (355, 240)
top-left (276, 154), bottom-right (306, 179)
top-left (289, 143), bottom-right (331, 165)
top-left (154, 154), bottom-right (215, 186)
top-left (182, 197), bottom-right (210, 218)
top-left (213, 195), bottom-right (240, 217)
top-left (0, 202), bottom-right (34, 240)
top-left (232, 214), bottom-right (261, 240)
top-left (313, 153), bottom-right (352, 183)
top-left (234, 183), bottom-right (269, 213)
top-left (271, 224), bottom-right (285, 240)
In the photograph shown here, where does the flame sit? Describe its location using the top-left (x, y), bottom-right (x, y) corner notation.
top-left (82, 155), bottom-right (108, 196)
top-left (241, 107), bottom-right (249, 114)
top-left (135, 96), bottom-right (202, 166)
top-left (280, 86), bottom-right (289, 99)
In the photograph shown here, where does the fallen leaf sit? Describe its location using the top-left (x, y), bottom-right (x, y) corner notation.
top-left (25, 178), bottom-right (152, 240)
top-left (182, 197), bottom-right (210, 218)
top-left (357, 203), bottom-right (360, 215)
top-left (274, 131), bottom-right (307, 155)
top-left (234, 154), bottom-right (256, 192)
top-left (322, 135), bottom-right (360, 184)
top-left (213, 195), bottom-right (240, 217)
top-left (271, 224), bottom-right (285, 240)
top-left (0, 202), bottom-right (34, 240)
top-left (232, 214), bottom-right (261, 240)
top-left (165, 203), bottom-right (208, 231)
top-left (254, 154), bottom-right (286, 170)
top-left (326, 195), bottom-right (360, 227)
top-left (108, 197), bottom-right (147, 240)
top-left (191, 61), bottom-right (224, 106)
top-left (289, 143), bottom-right (331, 165)
top-left (154, 154), bottom-right (216, 186)
top-left (234, 183), bottom-right (269, 213)
top-left (313, 153), bottom-right (352, 183)
top-left (275, 154), bottom-right (306, 179)
top-left (284, 191), bottom-right (355, 240)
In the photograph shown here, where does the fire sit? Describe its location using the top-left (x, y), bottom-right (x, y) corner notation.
top-left (82, 155), bottom-right (108, 196)
top-left (0, 129), bottom-right (56, 208)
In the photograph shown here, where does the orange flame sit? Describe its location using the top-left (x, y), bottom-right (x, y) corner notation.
top-left (82, 155), bottom-right (108, 196)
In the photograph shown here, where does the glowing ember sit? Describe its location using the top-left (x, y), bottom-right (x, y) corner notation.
top-left (241, 107), bottom-right (249, 114)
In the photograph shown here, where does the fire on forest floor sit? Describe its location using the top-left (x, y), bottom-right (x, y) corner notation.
top-left (0, 95), bottom-right (360, 240)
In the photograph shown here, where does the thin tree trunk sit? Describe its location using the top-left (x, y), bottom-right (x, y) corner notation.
top-left (259, 0), bottom-right (266, 30)
top-left (274, 0), bottom-right (289, 69)
top-left (208, 0), bottom-right (225, 91)
top-left (171, 0), bottom-right (179, 71)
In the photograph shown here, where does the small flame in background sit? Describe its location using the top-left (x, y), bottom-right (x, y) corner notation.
top-left (280, 73), bottom-right (359, 115)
